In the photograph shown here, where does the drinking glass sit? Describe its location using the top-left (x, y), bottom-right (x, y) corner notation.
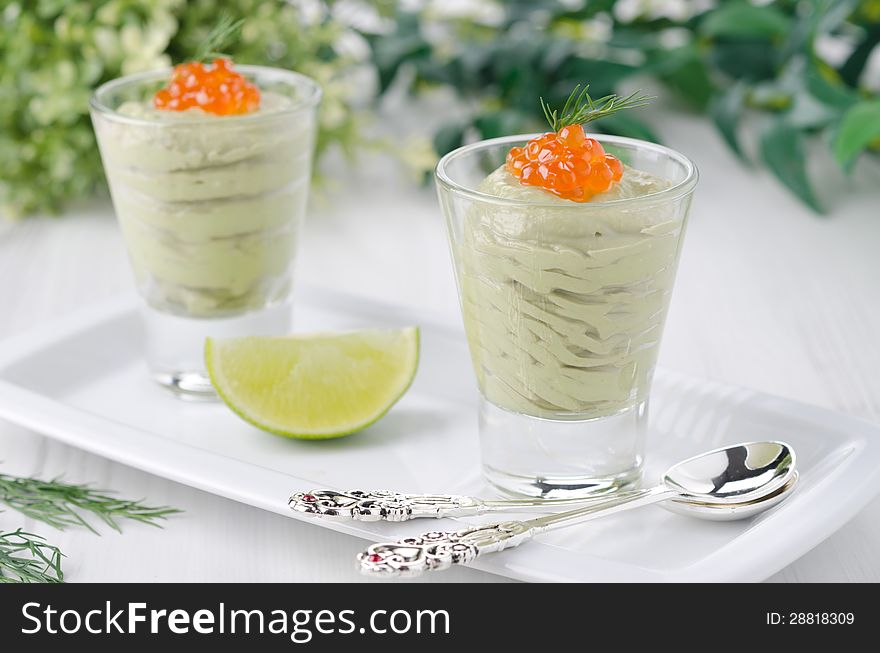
top-left (90, 66), bottom-right (320, 398)
top-left (436, 134), bottom-right (697, 498)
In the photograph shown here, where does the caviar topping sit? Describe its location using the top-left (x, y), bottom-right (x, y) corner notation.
top-left (506, 124), bottom-right (624, 201)
top-left (154, 58), bottom-right (260, 116)
top-left (506, 85), bottom-right (652, 202)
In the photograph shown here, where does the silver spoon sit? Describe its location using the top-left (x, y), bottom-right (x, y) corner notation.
top-left (291, 487), bottom-right (647, 521)
top-left (291, 440), bottom-right (794, 522)
top-left (356, 441), bottom-right (797, 578)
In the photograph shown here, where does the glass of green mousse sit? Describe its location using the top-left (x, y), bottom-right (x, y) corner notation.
top-left (436, 133), bottom-right (698, 498)
top-left (90, 65), bottom-right (321, 398)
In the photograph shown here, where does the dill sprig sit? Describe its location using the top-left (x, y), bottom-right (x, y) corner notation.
top-left (0, 473), bottom-right (180, 534)
top-left (0, 529), bottom-right (64, 583)
top-left (540, 84), bottom-right (654, 132)
top-left (193, 13), bottom-right (245, 62)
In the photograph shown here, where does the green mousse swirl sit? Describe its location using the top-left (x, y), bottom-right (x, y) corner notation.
top-left (458, 164), bottom-right (683, 418)
top-left (94, 92), bottom-right (314, 317)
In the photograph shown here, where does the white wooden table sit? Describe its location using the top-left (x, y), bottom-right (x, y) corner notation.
top-left (1, 109), bottom-right (879, 582)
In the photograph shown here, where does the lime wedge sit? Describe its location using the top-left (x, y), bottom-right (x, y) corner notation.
top-left (206, 328), bottom-right (419, 439)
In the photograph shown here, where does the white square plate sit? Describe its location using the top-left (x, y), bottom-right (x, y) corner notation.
top-left (1, 289), bottom-right (879, 582)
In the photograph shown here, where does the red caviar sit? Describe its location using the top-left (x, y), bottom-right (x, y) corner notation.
top-left (154, 58), bottom-right (260, 116)
top-left (506, 124), bottom-right (624, 201)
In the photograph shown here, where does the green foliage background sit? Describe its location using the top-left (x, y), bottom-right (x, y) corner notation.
top-left (2, 0), bottom-right (879, 218)
top-left (367, 0), bottom-right (880, 213)
top-left (0, 0), bottom-right (364, 218)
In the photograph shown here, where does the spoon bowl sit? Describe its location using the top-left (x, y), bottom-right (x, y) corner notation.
top-left (356, 441), bottom-right (800, 577)
top-left (663, 472), bottom-right (798, 521)
top-left (662, 440), bottom-right (795, 504)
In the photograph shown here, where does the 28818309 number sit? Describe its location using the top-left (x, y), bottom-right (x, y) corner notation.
top-left (767, 613), bottom-right (854, 625)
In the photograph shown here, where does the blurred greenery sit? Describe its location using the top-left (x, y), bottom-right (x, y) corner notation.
top-left (3, 0), bottom-right (879, 217)
top-left (365, 0), bottom-right (880, 213)
top-left (0, 0), bottom-right (366, 218)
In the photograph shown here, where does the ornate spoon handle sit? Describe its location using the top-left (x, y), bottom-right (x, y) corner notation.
top-left (289, 488), bottom-right (638, 522)
top-left (357, 522), bottom-right (535, 578)
top-left (356, 488), bottom-right (667, 578)
top-left (289, 489), bottom-right (482, 521)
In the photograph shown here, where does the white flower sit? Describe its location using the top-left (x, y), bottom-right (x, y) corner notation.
top-left (334, 30), bottom-right (371, 62)
top-left (581, 14), bottom-right (613, 43)
top-left (815, 33), bottom-right (855, 68)
top-left (292, 0), bottom-right (327, 25)
top-left (118, 19), bottom-right (176, 74)
top-left (659, 27), bottom-right (691, 48)
top-left (92, 27), bottom-right (120, 62)
top-left (614, 0), bottom-right (716, 23)
top-left (425, 0), bottom-right (504, 26)
top-left (332, 0), bottom-right (387, 33)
